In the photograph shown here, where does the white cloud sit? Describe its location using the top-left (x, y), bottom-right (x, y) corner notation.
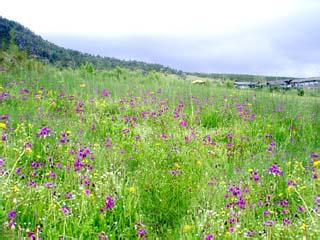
top-left (1, 0), bottom-right (320, 76)
top-left (1, 0), bottom-right (317, 36)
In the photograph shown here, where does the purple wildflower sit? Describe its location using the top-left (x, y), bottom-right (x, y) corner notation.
top-left (282, 218), bottom-right (292, 225)
top-left (287, 179), bottom-right (296, 187)
top-left (8, 210), bottom-right (16, 219)
top-left (315, 195), bottom-right (320, 206)
top-left (266, 194), bottom-right (272, 202)
top-left (180, 120), bottom-right (187, 127)
top-left (267, 140), bottom-right (276, 153)
top-left (102, 89), bottom-right (110, 97)
top-left (2, 132), bottom-right (7, 142)
top-left (19, 88), bottom-right (30, 94)
top-left (61, 206), bottom-right (71, 215)
top-left (15, 168), bottom-right (22, 175)
top-left (227, 185), bottom-right (242, 197)
top-left (0, 114), bottom-right (9, 120)
top-left (297, 205), bottom-right (305, 213)
top-left (203, 135), bottom-right (215, 145)
top-left (0, 158), bottom-right (5, 168)
top-left (170, 169), bottom-right (181, 176)
top-left (236, 197), bottom-right (246, 209)
top-left (278, 199), bottom-right (289, 207)
top-left (264, 220), bottom-right (275, 226)
top-left (251, 170), bottom-right (260, 182)
top-left (134, 135), bottom-right (141, 141)
top-left (76, 101), bottom-right (85, 113)
top-left (37, 126), bottom-right (51, 138)
top-left (44, 182), bottom-right (55, 188)
top-left (105, 137), bottom-right (112, 148)
top-left (160, 133), bottom-right (168, 140)
top-left (105, 196), bottom-right (115, 209)
top-left (59, 132), bottom-right (69, 144)
top-left (137, 228), bottom-right (147, 238)
top-left (24, 142), bottom-right (33, 149)
top-left (244, 230), bottom-right (255, 237)
top-left (205, 234), bottom-right (214, 240)
top-left (27, 232), bottom-right (36, 239)
top-left (122, 128), bottom-right (130, 134)
top-left (310, 152), bottom-right (318, 159)
top-left (28, 181), bottom-right (37, 187)
top-left (65, 192), bottom-right (74, 199)
top-left (268, 164), bottom-right (283, 176)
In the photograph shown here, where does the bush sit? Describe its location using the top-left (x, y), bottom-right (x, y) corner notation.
top-left (297, 88), bottom-right (305, 96)
top-left (224, 79), bottom-right (234, 88)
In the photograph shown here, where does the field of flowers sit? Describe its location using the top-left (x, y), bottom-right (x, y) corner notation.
top-left (0, 64), bottom-right (320, 239)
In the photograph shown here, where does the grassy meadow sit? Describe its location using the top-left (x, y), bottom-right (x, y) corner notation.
top-left (0, 58), bottom-right (320, 239)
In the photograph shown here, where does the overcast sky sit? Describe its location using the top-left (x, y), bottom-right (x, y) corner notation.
top-left (1, 0), bottom-right (320, 77)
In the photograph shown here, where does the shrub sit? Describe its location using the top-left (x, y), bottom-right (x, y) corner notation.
top-left (297, 88), bottom-right (304, 96)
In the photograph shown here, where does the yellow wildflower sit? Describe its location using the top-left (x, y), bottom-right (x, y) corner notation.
top-left (94, 143), bottom-right (100, 148)
top-left (183, 224), bottom-right (192, 233)
top-left (25, 147), bottom-right (32, 154)
top-left (128, 186), bottom-right (136, 194)
top-left (196, 160), bottom-right (203, 167)
top-left (287, 185), bottom-right (294, 193)
top-left (313, 161), bottom-right (320, 168)
top-left (80, 84), bottom-right (86, 88)
top-left (300, 223), bottom-right (307, 230)
top-left (0, 122), bottom-right (6, 129)
top-left (300, 185), bottom-right (306, 190)
top-left (13, 185), bottom-right (19, 193)
top-left (174, 163), bottom-right (181, 169)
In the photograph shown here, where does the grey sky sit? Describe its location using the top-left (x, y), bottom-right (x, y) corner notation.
top-left (1, 0), bottom-right (320, 76)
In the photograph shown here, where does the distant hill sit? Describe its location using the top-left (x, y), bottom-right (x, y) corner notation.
top-left (0, 16), bottom-right (289, 80)
top-left (189, 72), bottom-right (289, 82)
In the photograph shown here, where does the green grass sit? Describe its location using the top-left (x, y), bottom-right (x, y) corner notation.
top-left (0, 57), bottom-right (320, 239)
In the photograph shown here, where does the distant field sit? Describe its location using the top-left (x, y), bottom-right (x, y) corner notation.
top-left (0, 58), bottom-right (320, 239)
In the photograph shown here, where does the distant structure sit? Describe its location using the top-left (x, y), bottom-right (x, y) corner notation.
top-left (234, 81), bottom-right (257, 89)
top-left (192, 80), bottom-right (206, 85)
top-left (235, 77), bottom-right (320, 89)
top-left (266, 79), bottom-right (293, 89)
top-left (291, 77), bottom-right (320, 88)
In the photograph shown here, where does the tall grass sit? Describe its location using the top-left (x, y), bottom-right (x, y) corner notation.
top-left (0, 58), bottom-right (319, 239)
